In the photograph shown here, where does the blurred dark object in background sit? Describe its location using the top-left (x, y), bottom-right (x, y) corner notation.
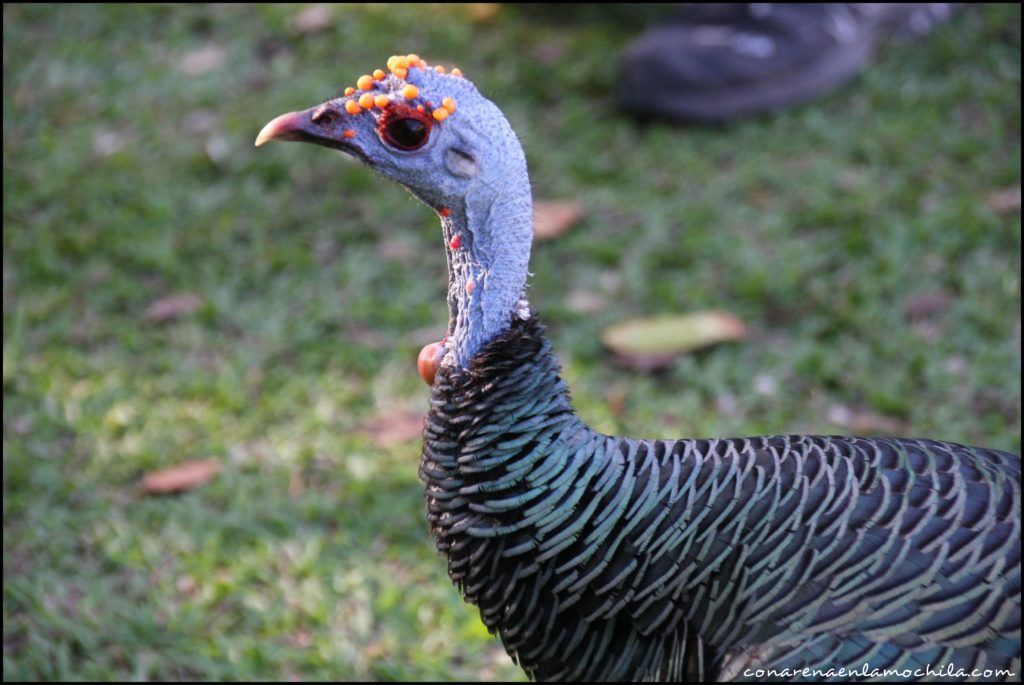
top-left (618, 3), bottom-right (957, 123)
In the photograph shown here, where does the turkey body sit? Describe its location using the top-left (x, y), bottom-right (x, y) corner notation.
top-left (253, 54), bottom-right (1022, 683)
top-left (421, 315), bottom-right (1022, 682)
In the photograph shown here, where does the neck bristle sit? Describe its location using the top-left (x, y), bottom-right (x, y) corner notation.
top-left (438, 164), bottom-right (533, 368)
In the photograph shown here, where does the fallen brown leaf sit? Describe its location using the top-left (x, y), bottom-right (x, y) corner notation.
top-left (358, 410), bottom-right (424, 448)
top-left (601, 311), bottom-right (748, 370)
top-left (533, 200), bottom-right (582, 241)
top-left (141, 459), bottom-right (220, 494)
top-left (986, 185), bottom-right (1021, 214)
top-left (292, 4), bottom-right (334, 34)
top-left (146, 293), bottom-right (203, 322)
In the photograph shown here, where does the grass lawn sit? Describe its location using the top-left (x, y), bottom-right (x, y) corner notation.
top-left (3, 4), bottom-right (1020, 681)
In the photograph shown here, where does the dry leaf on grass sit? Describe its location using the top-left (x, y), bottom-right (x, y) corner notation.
top-left (533, 200), bottom-right (582, 241)
top-left (601, 311), bottom-right (748, 371)
top-left (358, 410), bottom-right (424, 448)
top-left (146, 294), bottom-right (202, 323)
top-left (141, 459), bottom-right (220, 494)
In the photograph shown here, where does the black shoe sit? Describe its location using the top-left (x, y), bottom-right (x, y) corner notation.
top-left (618, 3), bottom-right (957, 123)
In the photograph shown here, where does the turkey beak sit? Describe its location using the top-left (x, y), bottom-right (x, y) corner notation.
top-left (255, 106), bottom-right (369, 162)
top-left (255, 110), bottom-right (314, 147)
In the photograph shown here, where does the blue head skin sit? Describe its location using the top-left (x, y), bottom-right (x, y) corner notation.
top-left (256, 58), bottom-right (533, 368)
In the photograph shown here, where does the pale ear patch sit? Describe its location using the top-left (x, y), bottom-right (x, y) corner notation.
top-left (444, 148), bottom-right (480, 178)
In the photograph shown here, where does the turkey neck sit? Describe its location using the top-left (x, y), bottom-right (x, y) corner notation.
top-left (434, 144), bottom-right (533, 369)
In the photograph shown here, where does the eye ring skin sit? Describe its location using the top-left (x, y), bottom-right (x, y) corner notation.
top-left (377, 103), bottom-right (434, 151)
top-left (384, 117), bottom-right (430, 150)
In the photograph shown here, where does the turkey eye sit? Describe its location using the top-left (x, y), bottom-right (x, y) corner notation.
top-left (383, 117), bottom-right (429, 150)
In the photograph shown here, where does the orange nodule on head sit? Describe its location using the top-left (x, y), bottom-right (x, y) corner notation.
top-left (357, 74), bottom-right (375, 91)
top-left (332, 56), bottom-right (464, 123)
top-left (382, 53), bottom-right (441, 80)
top-left (387, 55), bottom-right (411, 80)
